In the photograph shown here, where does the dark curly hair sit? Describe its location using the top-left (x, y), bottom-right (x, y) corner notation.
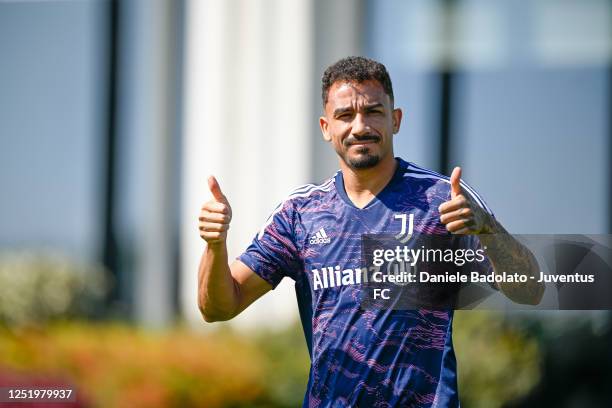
top-left (321, 56), bottom-right (394, 107)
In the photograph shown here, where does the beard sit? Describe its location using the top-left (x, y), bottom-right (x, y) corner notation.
top-left (344, 146), bottom-right (380, 169)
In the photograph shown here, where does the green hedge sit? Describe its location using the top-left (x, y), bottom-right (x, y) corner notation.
top-left (0, 314), bottom-right (541, 408)
top-left (0, 322), bottom-right (309, 408)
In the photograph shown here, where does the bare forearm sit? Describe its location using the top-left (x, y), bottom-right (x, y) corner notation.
top-left (438, 167), bottom-right (543, 305)
top-left (479, 220), bottom-right (544, 305)
top-left (198, 176), bottom-right (239, 322)
top-left (198, 243), bottom-right (240, 322)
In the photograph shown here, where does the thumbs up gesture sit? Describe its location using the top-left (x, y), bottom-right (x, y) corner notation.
top-left (199, 176), bottom-right (232, 245)
top-left (439, 167), bottom-right (491, 234)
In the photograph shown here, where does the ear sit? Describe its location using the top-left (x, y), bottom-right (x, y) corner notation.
top-left (392, 108), bottom-right (403, 134)
top-left (319, 116), bottom-right (331, 142)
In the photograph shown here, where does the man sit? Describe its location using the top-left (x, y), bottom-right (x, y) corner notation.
top-left (198, 56), bottom-right (543, 407)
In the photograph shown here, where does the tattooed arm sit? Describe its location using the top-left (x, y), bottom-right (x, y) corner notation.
top-left (477, 220), bottom-right (544, 305)
top-left (439, 167), bottom-right (544, 305)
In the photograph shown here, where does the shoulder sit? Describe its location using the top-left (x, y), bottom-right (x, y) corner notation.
top-left (282, 175), bottom-right (337, 207)
top-left (257, 175), bottom-right (337, 239)
top-left (401, 160), bottom-right (494, 215)
top-left (401, 161), bottom-right (451, 186)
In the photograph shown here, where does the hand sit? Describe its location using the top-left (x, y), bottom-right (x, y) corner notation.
top-left (198, 176), bottom-right (232, 245)
top-left (439, 167), bottom-right (492, 234)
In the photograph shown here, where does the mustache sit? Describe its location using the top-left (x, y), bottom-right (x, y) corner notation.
top-left (344, 134), bottom-right (380, 146)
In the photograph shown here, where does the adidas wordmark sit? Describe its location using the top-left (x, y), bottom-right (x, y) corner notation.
top-left (309, 228), bottom-right (331, 245)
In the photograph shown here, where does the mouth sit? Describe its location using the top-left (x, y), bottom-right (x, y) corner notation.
top-left (350, 140), bottom-right (377, 146)
top-left (345, 136), bottom-right (380, 147)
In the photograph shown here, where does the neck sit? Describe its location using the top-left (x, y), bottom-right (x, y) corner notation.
top-left (340, 155), bottom-right (398, 208)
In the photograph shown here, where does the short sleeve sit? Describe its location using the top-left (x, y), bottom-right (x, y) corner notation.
top-left (458, 179), bottom-right (495, 217)
top-left (238, 201), bottom-right (301, 289)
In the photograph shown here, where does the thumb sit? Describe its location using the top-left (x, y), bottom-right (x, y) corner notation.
top-left (208, 175), bottom-right (226, 202)
top-left (450, 166), bottom-right (462, 199)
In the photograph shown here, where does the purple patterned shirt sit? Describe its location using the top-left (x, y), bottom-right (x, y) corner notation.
top-left (239, 158), bottom-right (494, 407)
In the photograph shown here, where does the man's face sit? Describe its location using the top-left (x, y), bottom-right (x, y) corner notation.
top-left (320, 80), bottom-right (402, 170)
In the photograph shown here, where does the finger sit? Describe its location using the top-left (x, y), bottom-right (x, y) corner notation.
top-left (208, 175), bottom-right (227, 202)
top-left (198, 222), bottom-right (230, 232)
top-left (452, 227), bottom-right (471, 235)
top-left (199, 211), bottom-right (230, 223)
top-left (450, 166), bottom-right (462, 199)
top-left (438, 195), bottom-right (467, 213)
top-left (200, 231), bottom-right (227, 242)
top-left (202, 201), bottom-right (230, 214)
top-left (446, 218), bottom-right (473, 233)
top-left (440, 207), bottom-right (472, 224)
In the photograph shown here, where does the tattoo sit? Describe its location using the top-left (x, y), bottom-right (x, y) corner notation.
top-left (478, 219), bottom-right (544, 305)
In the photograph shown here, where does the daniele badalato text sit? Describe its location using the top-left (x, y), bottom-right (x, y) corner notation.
top-left (310, 245), bottom-right (594, 292)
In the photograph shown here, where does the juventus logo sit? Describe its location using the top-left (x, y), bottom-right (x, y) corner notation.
top-left (394, 213), bottom-right (414, 243)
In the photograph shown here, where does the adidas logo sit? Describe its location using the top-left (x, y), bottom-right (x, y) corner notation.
top-left (309, 228), bottom-right (331, 245)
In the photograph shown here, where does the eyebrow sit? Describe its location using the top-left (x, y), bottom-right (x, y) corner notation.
top-left (333, 103), bottom-right (385, 116)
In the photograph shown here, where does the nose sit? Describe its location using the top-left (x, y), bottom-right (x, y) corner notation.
top-left (351, 113), bottom-right (371, 136)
